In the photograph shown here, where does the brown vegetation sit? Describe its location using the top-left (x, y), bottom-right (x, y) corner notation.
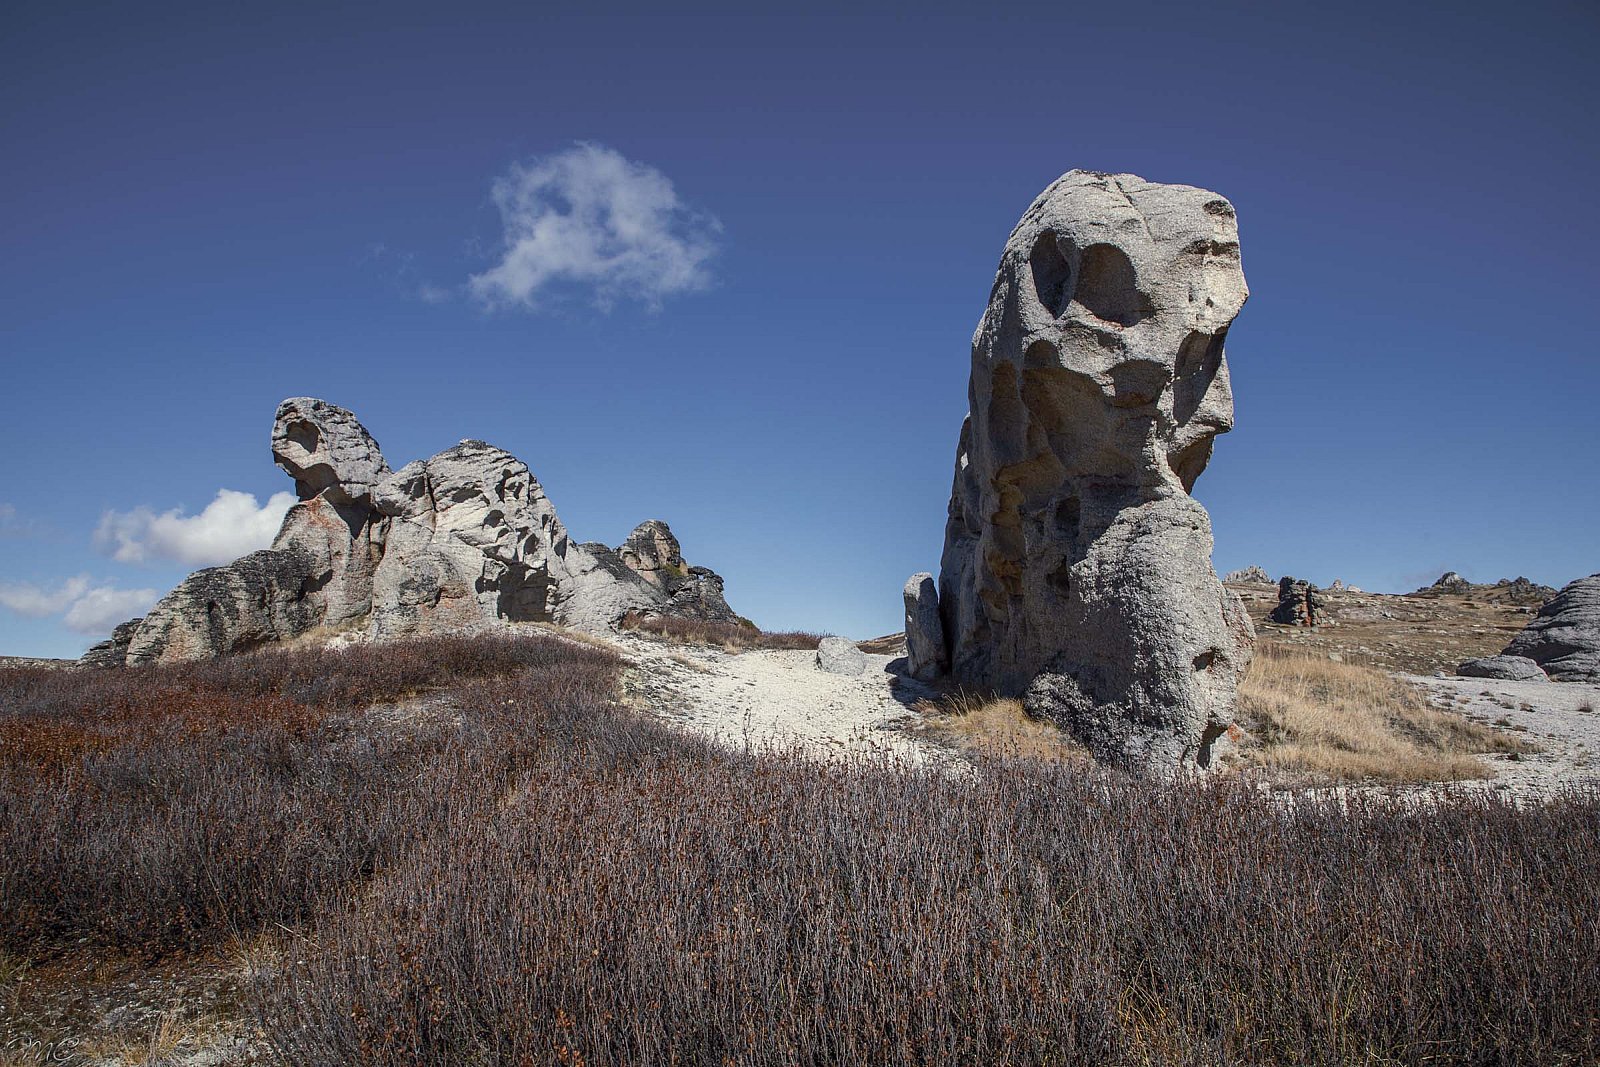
top-left (618, 611), bottom-right (824, 651)
top-left (915, 691), bottom-right (1089, 763)
top-left (2, 636), bottom-right (1597, 1065)
top-left (1238, 644), bottom-right (1535, 782)
top-left (0, 635), bottom-right (621, 952)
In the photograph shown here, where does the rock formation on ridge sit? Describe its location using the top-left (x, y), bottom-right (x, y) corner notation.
top-left (1269, 576), bottom-right (1326, 626)
top-left (906, 169), bottom-right (1255, 772)
top-left (1417, 571), bottom-right (1472, 596)
top-left (1223, 565), bottom-right (1271, 585)
top-left (616, 520), bottom-right (738, 623)
top-left (1463, 574), bottom-right (1600, 683)
top-left (108, 398), bottom-right (737, 666)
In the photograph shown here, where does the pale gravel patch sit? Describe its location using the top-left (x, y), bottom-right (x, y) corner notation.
top-left (612, 633), bottom-right (949, 765)
top-left (1402, 673), bottom-right (1600, 798)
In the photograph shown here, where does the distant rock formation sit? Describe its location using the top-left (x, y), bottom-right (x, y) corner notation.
top-left (1420, 572), bottom-right (1472, 596)
top-left (909, 169), bottom-right (1254, 773)
top-left (1224, 566), bottom-right (1271, 584)
top-left (1270, 577), bottom-right (1326, 626)
top-left (104, 398), bottom-right (737, 666)
top-left (1413, 572), bottom-right (1558, 605)
top-left (1489, 574), bottom-right (1600, 683)
top-left (1495, 576), bottom-right (1558, 605)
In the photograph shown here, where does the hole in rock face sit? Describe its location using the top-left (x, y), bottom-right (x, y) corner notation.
top-left (1194, 649), bottom-right (1218, 671)
top-left (1108, 359), bottom-right (1171, 408)
top-left (1055, 496), bottom-right (1081, 539)
top-left (1023, 339), bottom-right (1060, 369)
top-left (1074, 243), bottom-right (1153, 327)
top-left (1048, 561), bottom-right (1073, 597)
top-left (286, 420), bottom-right (320, 454)
top-left (1028, 231), bottom-right (1072, 317)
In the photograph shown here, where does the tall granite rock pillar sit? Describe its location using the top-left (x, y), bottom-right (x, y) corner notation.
top-left (923, 170), bottom-right (1255, 772)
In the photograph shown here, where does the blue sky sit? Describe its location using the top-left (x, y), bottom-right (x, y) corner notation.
top-left (2, 2), bottom-right (1596, 657)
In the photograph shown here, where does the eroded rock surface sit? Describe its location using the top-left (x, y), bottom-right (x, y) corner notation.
top-left (932, 169), bottom-right (1254, 772)
top-left (902, 573), bottom-right (947, 682)
top-left (81, 618), bottom-right (144, 669)
top-left (1224, 565), bottom-right (1271, 584)
top-left (1500, 574), bottom-right (1600, 682)
top-left (1458, 655), bottom-right (1548, 682)
top-left (109, 399), bottom-right (738, 666)
top-left (816, 636), bottom-right (869, 677)
top-left (617, 520), bottom-right (738, 622)
top-left (1270, 576), bottom-right (1326, 626)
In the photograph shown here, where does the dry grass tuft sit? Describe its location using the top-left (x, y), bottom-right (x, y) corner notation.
top-left (619, 612), bottom-right (825, 652)
top-left (916, 691), bottom-right (1090, 764)
top-left (1241, 645), bottom-right (1535, 782)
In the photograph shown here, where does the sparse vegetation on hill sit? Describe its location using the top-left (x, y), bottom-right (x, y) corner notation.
top-left (619, 611), bottom-right (824, 651)
top-left (1238, 644), bottom-right (1534, 782)
top-left (2, 637), bottom-right (1597, 1064)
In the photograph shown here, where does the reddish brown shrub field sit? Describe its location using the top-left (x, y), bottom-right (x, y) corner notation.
top-left (2, 634), bottom-right (1598, 1065)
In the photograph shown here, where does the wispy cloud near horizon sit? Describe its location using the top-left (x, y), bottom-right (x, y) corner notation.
top-left (469, 143), bottom-right (719, 312)
top-left (0, 575), bottom-right (159, 635)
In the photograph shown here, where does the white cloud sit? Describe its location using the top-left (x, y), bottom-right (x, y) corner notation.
top-left (94, 489), bottom-right (297, 567)
top-left (61, 586), bottom-right (161, 634)
top-left (0, 575), bottom-right (158, 635)
top-left (469, 143), bottom-right (719, 311)
top-left (0, 574), bottom-right (91, 617)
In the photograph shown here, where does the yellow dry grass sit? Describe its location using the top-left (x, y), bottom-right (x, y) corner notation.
top-left (1240, 644), bottom-right (1534, 782)
top-left (916, 691), bottom-right (1091, 764)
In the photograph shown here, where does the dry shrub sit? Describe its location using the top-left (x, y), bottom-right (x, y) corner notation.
top-left (256, 753), bottom-right (1600, 1066)
top-left (916, 691), bottom-right (1089, 763)
top-left (4, 635), bottom-right (1598, 1065)
top-left (1241, 644), bottom-right (1534, 782)
top-left (619, 612), bottom-right (824, 651)
top-left (0, 634), bottom-right (622, 952)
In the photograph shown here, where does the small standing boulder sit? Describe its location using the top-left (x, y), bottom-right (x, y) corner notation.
top-left (902, 573), bottom-right (947, 681)
top-left (1458, 655), bottom-right (1547, 682)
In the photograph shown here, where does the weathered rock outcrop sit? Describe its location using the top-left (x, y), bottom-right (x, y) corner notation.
top-left (1417, 571), bottom-right (1472, 596)
top-left (1457, 654), bottom-right (1548, 682)
top-left (1496, 577), bottom-right (1558, 605)
top-left (616, 520), bottom-right (738, 623)
top-left (1497, 574), bottom-right (1600, 682)
top-left (1224, 566), bottom-right (1271, 585)
top-left (81, 618), bottom-right (144, 669)
top-left (924, 169), bottom-right (1254, 772)
top-left (111, 398), bottom-right (738, 666)
top-left (1270, 576), bottom-right (1326, 626)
